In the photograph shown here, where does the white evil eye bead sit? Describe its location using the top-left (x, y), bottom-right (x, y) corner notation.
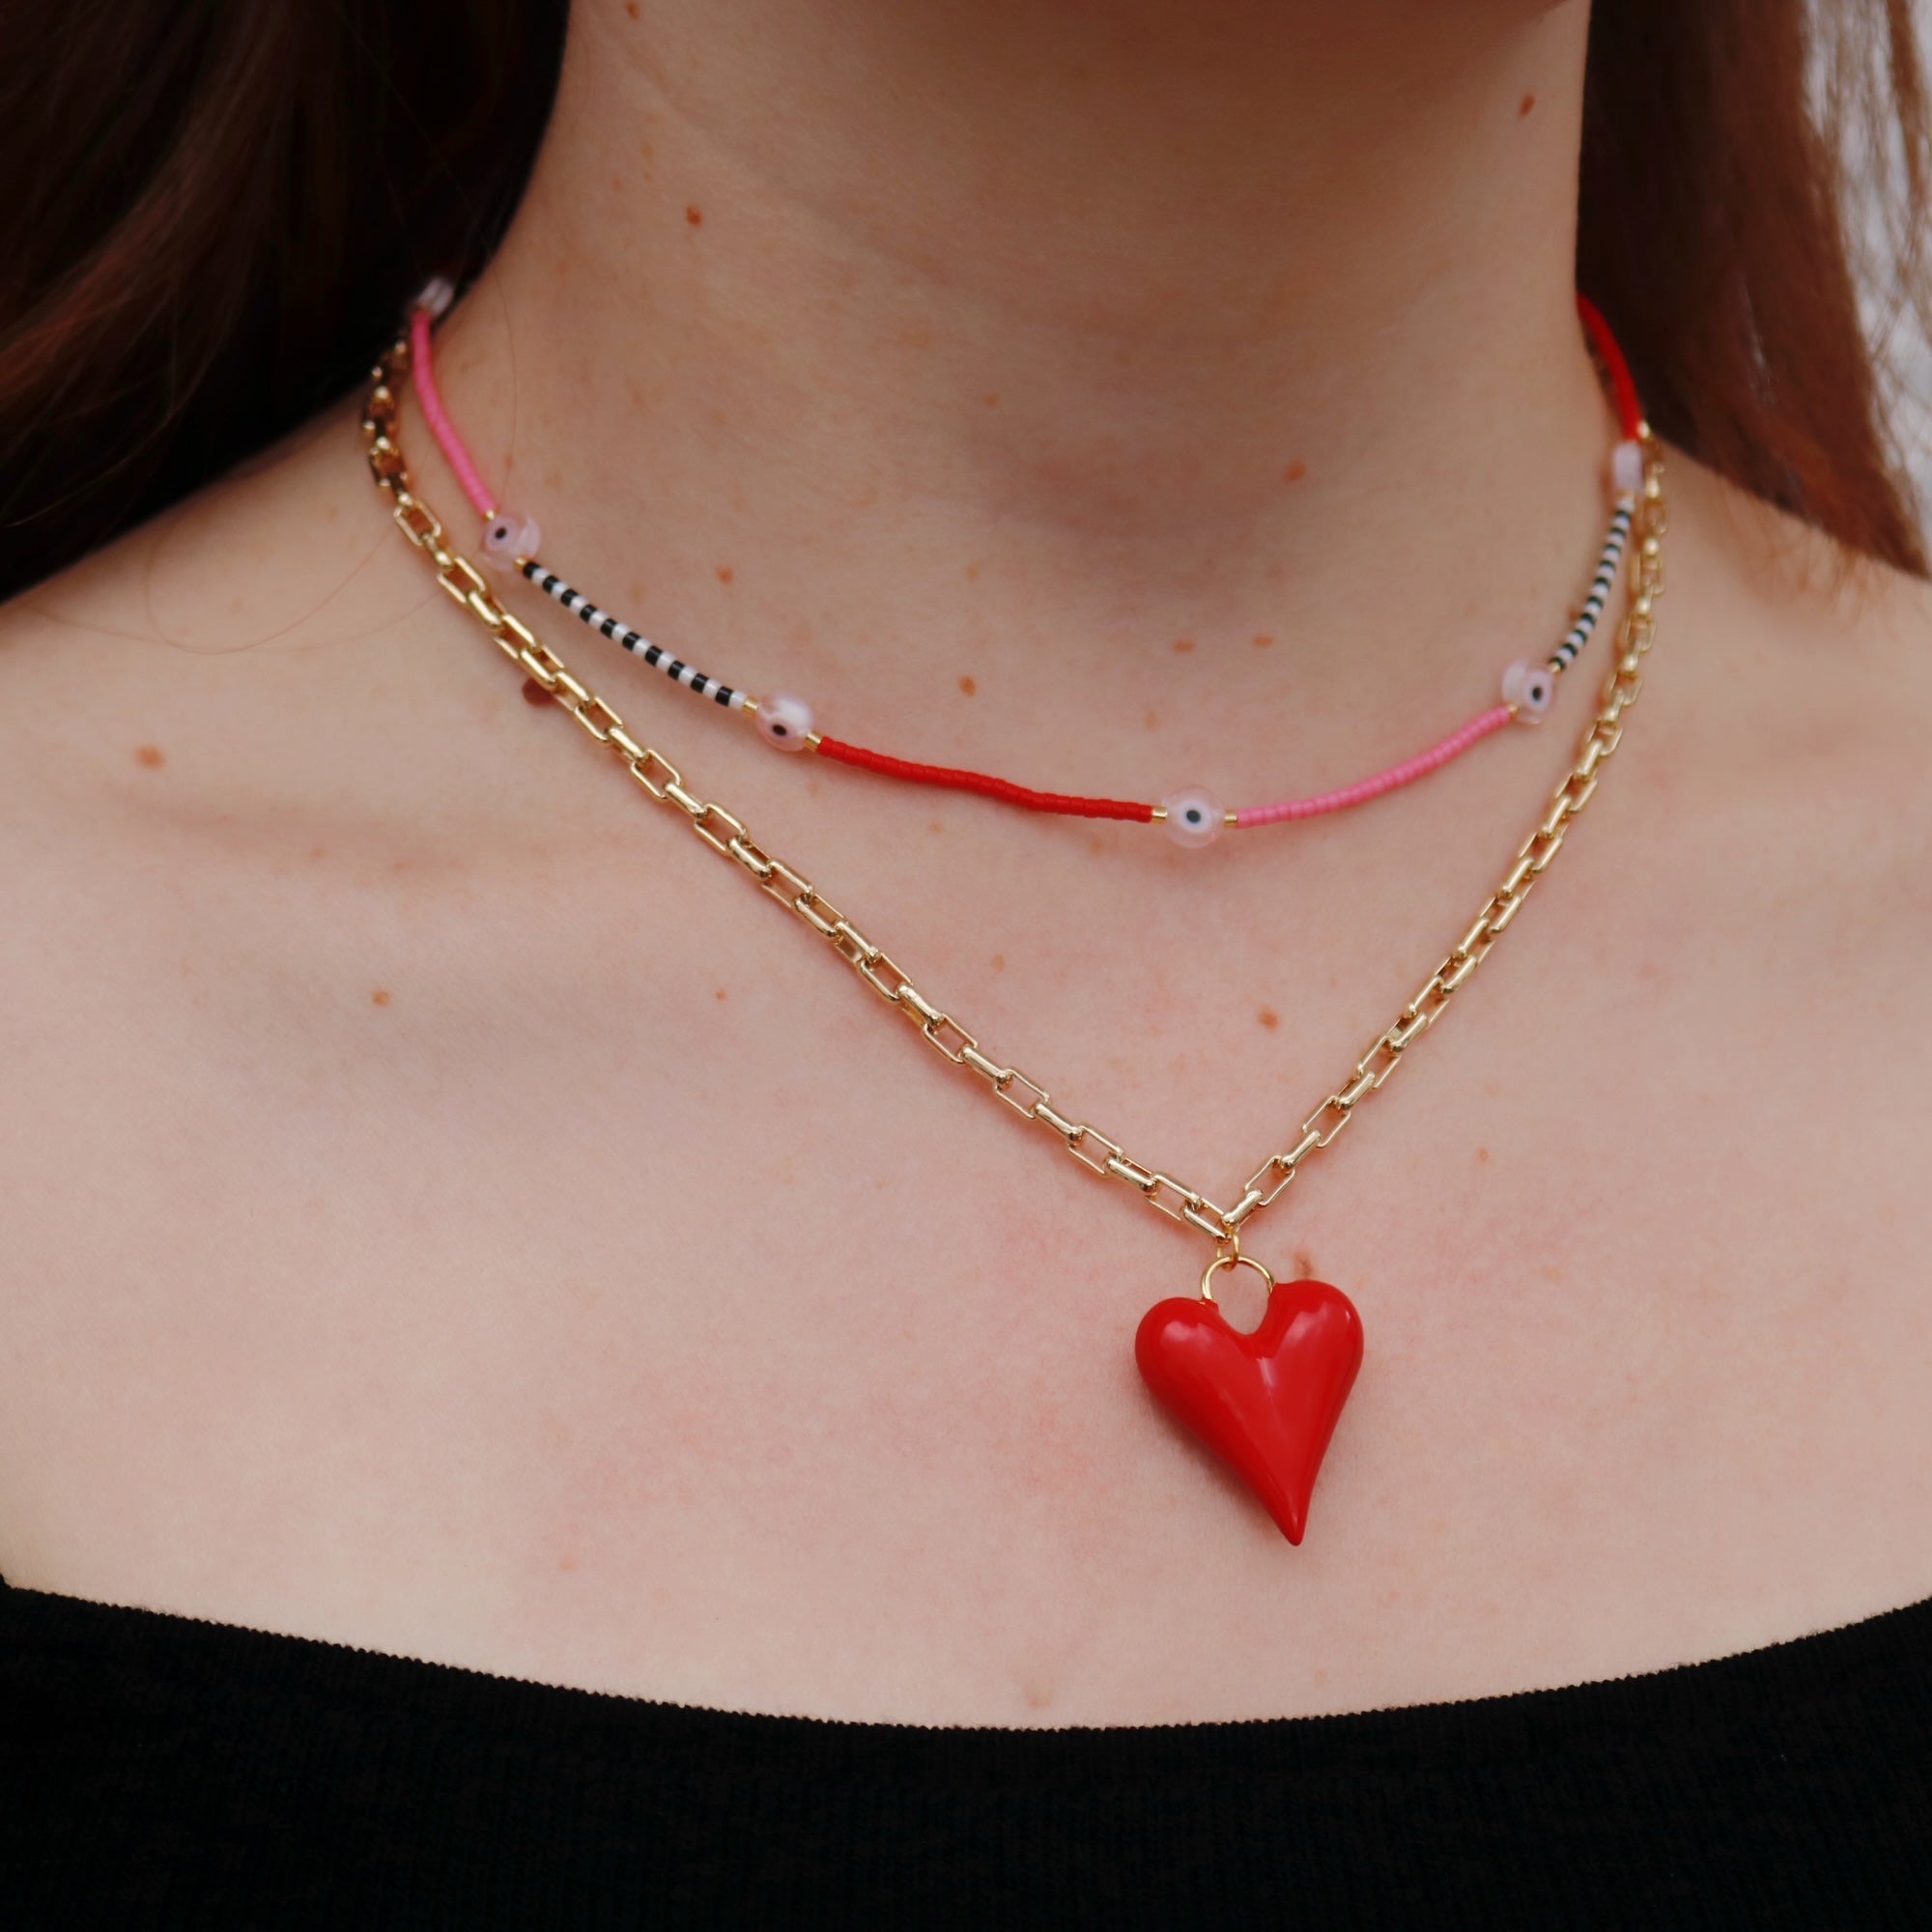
top-left (414, 275), bottom-right (457, 319)
top-left (755, 693), bottom-right (815, 751)
top-left (480, 513), bottom-right (541, 572)
top-left (1611, 439), bottom-right (1645, 497)
top-left (1502, 660), bottom-right (1556, 721)
top-left (1160, 785), bottom-right (1226, 848)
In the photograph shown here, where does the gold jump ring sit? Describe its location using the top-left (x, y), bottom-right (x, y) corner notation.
top-left (1199, 1249), bottom-right (1276, 1306)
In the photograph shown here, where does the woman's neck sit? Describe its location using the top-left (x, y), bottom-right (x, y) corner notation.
top-left (427, 0), bottom-right (1615, 771)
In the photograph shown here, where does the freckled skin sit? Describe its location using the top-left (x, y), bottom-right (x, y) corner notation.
top-left (717, 565), bottom-right (734, 584)
top-left (1520, 92), bottom-right (1536, 116)
top-left (1172, 639), bottom-right (1194, 654)
top-left (7, 0), bottom-right (1932, 1745)
top-left (133, 744), bottom-right (164, 769)
top-left (1253, 634), bottom-right (1274, 649)
top-left (371, 990), bottom-right (392, 1008)
top-left (12, 481), bottom-right (1931, 1732)
top-left (685, 205), bottom-right (703, 226)
top-left (1258, 1009), bottom-right (1280, 1030)
top-left (958, 675), bottom-right (976, 696)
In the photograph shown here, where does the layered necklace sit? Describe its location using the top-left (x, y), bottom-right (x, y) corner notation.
top-left (361, 288), bottom-right (1665, 1544)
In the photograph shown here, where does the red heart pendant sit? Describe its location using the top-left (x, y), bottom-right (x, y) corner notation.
top-left (1135, 1264), bottom-right (1363, 1544)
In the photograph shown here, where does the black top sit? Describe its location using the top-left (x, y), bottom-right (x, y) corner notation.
top-left (2, 1575), bottom-right (1928, 1929)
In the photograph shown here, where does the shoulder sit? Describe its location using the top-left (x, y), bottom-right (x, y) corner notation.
top-left (1618, 450), bottom-right (1932, 1257)
top-left (0, 392), bottom-right (440, 804)
top-left (0, 395), bottom-right (497, 1219)
top-left (1645, 451), bottom-right (1932, 897)
top-left (0, 392), bottom-right (526, 918)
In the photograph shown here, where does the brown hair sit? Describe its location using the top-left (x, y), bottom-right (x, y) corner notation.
top-left (1, 0), bottom-right (1926, 603)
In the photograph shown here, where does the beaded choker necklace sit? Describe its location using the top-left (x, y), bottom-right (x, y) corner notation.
top-left (361, 296), bottom-right (1665, 1545)
top-left (407, 282), bottom-right (1647, 845)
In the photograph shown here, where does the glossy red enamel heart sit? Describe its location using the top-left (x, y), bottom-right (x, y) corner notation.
top-left (1135, 1279), bottom-right (1363, 1544)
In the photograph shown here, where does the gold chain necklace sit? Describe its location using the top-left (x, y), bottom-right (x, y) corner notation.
top-left (360, 329), bottom-right (1666, 1545)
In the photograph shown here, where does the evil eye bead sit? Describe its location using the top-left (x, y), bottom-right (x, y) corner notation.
top-left (481, 513), bottom-right (541, 572)
top-left (1160, 785), bottom-right (1226, 848)
top-left (1611, 439), bottom-right (1645, 498)
top-left (755, 693), bottom-right (815, 751)
top-left (1502, 660), bottom-right (1556, 722)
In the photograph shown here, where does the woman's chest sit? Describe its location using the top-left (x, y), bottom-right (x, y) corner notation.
top-left (4, 835), bottom-right (1927, 1725)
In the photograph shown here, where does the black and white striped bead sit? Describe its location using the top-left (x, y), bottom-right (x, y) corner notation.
top-left (520, 562), bottom-right (749, 710)
top-left (1548, 500), bottom-right (1635, 673)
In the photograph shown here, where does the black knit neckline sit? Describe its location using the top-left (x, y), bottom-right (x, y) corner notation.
top-left (6, 1571), bottom-right (1929, 1779)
